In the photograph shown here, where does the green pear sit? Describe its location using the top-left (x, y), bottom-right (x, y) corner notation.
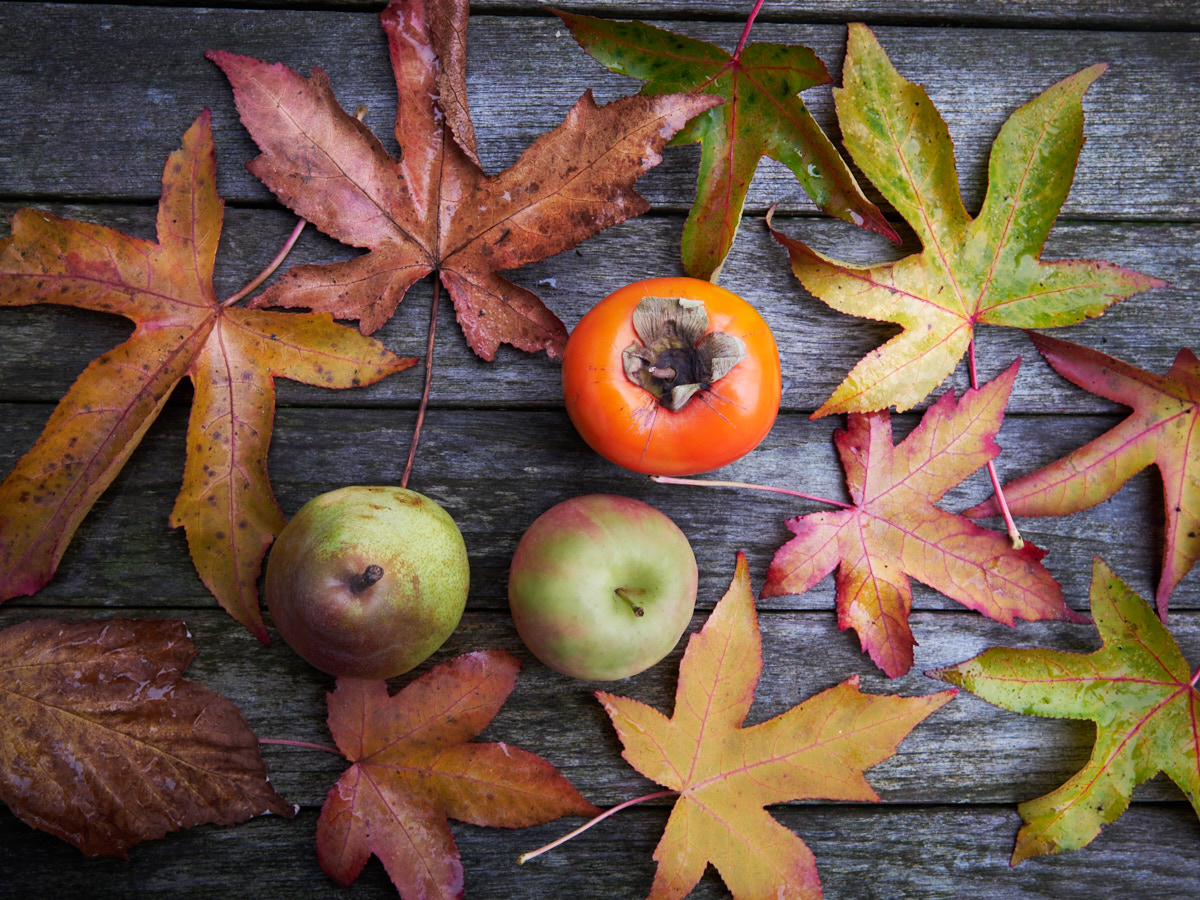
top-left (265, 486), bottom-right (469, 678)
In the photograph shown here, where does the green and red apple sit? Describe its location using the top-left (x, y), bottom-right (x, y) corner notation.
top-left (265, 485), bottom-right (469, 679)
top-left (508, 494), bottom-right (697, 680)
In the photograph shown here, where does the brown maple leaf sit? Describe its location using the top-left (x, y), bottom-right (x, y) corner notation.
top-left (968, 333), bottom-right (1200, 617)
top-left (762, 362), bottom-right (1085, 678)
top-left (317, 651), bottom-right (600, 900)
top-left (0, 113), bottom-right (414, 640)
top-left (597, 553), bottom-right (955, 899)
top-left (207, 0), bottom-right (720, 359)
top-left (0, 617), bottom-right (293, 858)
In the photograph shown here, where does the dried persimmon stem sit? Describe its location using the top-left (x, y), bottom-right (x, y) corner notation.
top-left (259, 738), bottom-right (341, 755)
top-left (222, 218), bottom-right (307, 307)
top-left (969, 339), bottom-right (1024, 549)
top-left (518, 790), bottom-right (678, 865)
top-left (652, 474), bottom-right (853, 509)
top-left (734, 0), bottom-right (766, 59)
top-left (402, 277), bottom-right (441, 489)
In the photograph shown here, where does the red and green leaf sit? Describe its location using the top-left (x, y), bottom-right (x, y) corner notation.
top-left (557, 10), bottom-right (896, 281)
top-left (768, 23), bottom-right (1164, 417)
top-left (930, 557), bottom-right (1200, 864)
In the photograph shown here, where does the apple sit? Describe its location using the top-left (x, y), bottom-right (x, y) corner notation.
top-left (507, 494), bottom-right (697, 680)
top-left (265, 485), bottom-right (469, 679)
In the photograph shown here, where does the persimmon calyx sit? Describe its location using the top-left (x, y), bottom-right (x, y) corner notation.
top-left (621, 296), bottom-right (746, 411)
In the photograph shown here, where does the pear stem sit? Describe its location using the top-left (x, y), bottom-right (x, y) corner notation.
top-left (734, 0), bottom-right (766, 59)
top-left (652, 474), bottom-right (853, 510)
top-left (222, 218), bottom-right (307, 307)
top-left (259, 738), bottom-right (342, 755)
top-left (518, 790), bottom-right (679, 864)
top-left (615, 587), bottom-right (645, 617)
top-left (350, 564), bottom-right (385, 594)
top-left (969, 340), bottom-right (1024, 549)
top-left (402, 277), bottom-right (441, 489)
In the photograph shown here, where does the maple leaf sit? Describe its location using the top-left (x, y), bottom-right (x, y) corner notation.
top-left (554, 9), bottom-right (897, 281)
top-left (930, 557), bottom-right (1200, 864)
top-left (597, 552), bottom-right (954, 900)
top-left (207, 0), bottom-right (718, 360)
top-left (761, 362), bottom-right (1085, 678)
top-left (0, 617), bottom-right (293, 857)
top-left (968, 332), bottom-right (1200, 618)
top-left (318, 650), bottom-right (600, 900)
top-left (767, 23), bottom-right (1164, 418)
top-left (0, 113), bottom-right (414, 640)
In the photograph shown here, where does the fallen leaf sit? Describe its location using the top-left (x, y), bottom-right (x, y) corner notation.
top-left (762, 362), bottom-right (1084, 677)
top-left (767, 23), bottom-right (1164, 418)
top-left (555, 10), bottom-right (896, 281)
top-left (0, 113), bottom-right (414, 639)
top-left (0, 617), bottom-right (293, 857)
top-left (318, 651), bottom-right (600, 900)
top-left (208, 0), bottom-right (718, 359)
top-left (968, 332), bottom-right (1200, 618)
top-left (598, 552), bottom-right (955, 899)
top-left (929, 557), bottom-right (1200, 864)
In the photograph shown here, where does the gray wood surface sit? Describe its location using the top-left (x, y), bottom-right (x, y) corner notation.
top-left (2, 2), bottom-right (1199, 898)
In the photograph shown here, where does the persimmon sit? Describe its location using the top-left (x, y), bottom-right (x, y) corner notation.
top-left (562, 277), bottom-right (781, 475)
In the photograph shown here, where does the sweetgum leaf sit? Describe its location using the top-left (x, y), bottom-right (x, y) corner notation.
top-left (930, 558), bottom-right (1200, 864)
top-left (556, 10), bottom-right (897, 281)
top-left (0, 113), bottom-right (414, 639)
top-left (762, 362), bottom-right (1085, 678)
top-left (768, 23), bottom-right (1164, 417)
top-left (317, 651), bottom-right (599, 900)
top-left (0, 617), bottom-right (293, 857)
top-left (968, 333), bottom-right (1200, 618)
top-left (208, 0), bottom-right (718, 360)
top-left (598, 553), bottom-right (954, 899)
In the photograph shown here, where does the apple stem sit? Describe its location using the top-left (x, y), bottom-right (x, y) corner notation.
top-left (350, 564), bottom-right (385, 594)
top-left (734, 0), bottom-right (766, 59)
top-left (518, 790), bottom-right (679, 865)
top-left (259, 738), bottom-right (342, 755)
top-left (614, 587), bottom-right (645, 617)
top-left (651, 474), bottom-right (853, 510)
top-left (222, 217), bottom-right (307, 307)
top-left (969, 339), bottom-right (1024, 549)
top-left (402, 276), bottom-right (441, 489)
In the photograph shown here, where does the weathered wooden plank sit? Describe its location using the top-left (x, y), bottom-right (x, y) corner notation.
top-left (1, 206), bottom-right (1192, 416)
top-left (0, 404), bottom-right (1183, 611)
top-left (0, 6), bottom-right (1196, 220)
top-left (0, 605), bottom-right (1196, 808)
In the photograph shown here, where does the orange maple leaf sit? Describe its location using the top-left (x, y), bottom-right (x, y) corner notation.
top-left (597, 553), bottom-right (955, 900)
top-left (318, 651), bottom-right (600, 900)
top-left (0, 114), bottom-right (414, 639)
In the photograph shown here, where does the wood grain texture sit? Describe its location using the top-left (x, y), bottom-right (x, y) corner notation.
top-left (2, 1), bottom-right (1199, 897)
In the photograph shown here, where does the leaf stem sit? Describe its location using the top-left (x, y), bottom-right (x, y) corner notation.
top-left (401, 276), bottom-right (441, 489)
top-left (734, 0), bottom-right (766, 59)
top-left (1190, 667), bottom-right (1200, 688)
top-left (222, 218), bottom-right (307, 307)
top-left (652, 474), bottom-right (853, 509)
top-left (259, 738), bottom-right (342, 755)
top-left (518, 790), bottom-right (678, 864)
top-left (969, 339), bottom-right (1024, 549)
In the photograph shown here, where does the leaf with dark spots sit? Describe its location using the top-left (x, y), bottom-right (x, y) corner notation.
top-left (0, 113), bottom-right (415, 639)
top-left (0, 617), bottom-right (293, 857)
top-left (768, 24), bottom-right (1164, 417)
top-left (762, 363), bottom-right (1083, 677)
top-left (931, 558), bottom-right (1200, 863)
top-left (318, 651), bottom-right (599, 900)
top-left (208, 0), bottom-right (717, 361)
